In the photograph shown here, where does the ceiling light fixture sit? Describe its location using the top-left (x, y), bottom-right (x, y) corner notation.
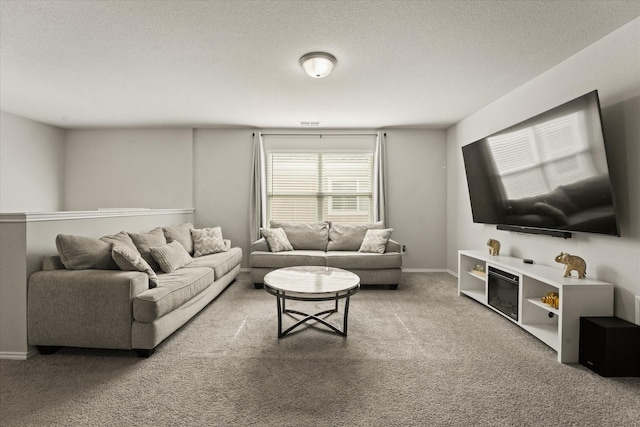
top-left (299, 52), bottom-right (337, 78)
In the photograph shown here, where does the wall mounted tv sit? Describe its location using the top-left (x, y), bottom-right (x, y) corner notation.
top-left (462, 90), bottom-right (620, 238)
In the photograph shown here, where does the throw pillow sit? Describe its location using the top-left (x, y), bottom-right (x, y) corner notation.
top-left (111, 244), bottom-right (159, 288)
top-left (56, 234), bottom-right (117, 270)
top-left (327, 221), bottom-right (385, 251)
top-left (191, 226), bottom-right (227, 257)
top-left (162, 222), bottom-right (195, 255)
top-left (150, 241), bottom-right (193, 273)
top-left (358, 228), bottom-right (393, 254)
top-left (128, 228), bottom-right (167, 272)
top-left (100, 230), bottom-right (138, 252)
top-left (268, 221), bottom-right (329, 250)
top-left (261, 228), bottom-right (294, 252)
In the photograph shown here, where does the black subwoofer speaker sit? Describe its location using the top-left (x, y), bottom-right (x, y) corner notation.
top-left (579, 317), bottom-right (640, 377)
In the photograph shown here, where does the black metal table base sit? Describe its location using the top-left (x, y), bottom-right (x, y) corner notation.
top-left (276, 296), bottom-right (351, 337)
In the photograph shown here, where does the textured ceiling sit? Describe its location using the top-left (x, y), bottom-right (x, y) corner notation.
top-left (1, 0), bottom-right (639, 129)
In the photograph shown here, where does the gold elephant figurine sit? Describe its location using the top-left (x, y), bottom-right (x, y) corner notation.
top-left (555, 252), bottom-right (586, 278)
top-left (487, 238), bottom-right (501, 256)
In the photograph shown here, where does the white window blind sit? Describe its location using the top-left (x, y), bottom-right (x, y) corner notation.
top-left (267, 152), bottom-right (374, 223)
top-left (487, 111), bottom-right (596, 200)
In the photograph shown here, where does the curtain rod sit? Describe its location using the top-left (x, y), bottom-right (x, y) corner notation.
top-left (258, 133), bottom-right (384, 137)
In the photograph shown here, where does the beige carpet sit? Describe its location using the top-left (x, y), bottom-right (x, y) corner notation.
top-left (1, 272), bottom-right (639, 426)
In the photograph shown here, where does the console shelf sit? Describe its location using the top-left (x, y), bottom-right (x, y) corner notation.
top-left (458, 250), bottom-right (614, 363)
top-left (526, 297), bottom-right (560, 316)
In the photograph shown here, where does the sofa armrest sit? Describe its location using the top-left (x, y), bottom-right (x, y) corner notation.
top-left (223, 239), bottom-right (231, 251)
top-left (385, 239), bottom-right (402, 253)
top-left (28, 269), bottom-right (149, 349)
top-left (251, 238), bottom-right (269, 252)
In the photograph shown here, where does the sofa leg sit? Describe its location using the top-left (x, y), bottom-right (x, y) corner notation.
top-left (135, 348), bottom-right (155, 358)
top-left (254, 283), bottom-right (264, 289)
top-left (36, 345), bottom-right (61, 355)
top-left (389, 284), bottom-right (398, 290)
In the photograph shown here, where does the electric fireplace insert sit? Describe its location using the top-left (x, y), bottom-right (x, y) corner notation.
top-left (487, 267), bottom-right (519, 321)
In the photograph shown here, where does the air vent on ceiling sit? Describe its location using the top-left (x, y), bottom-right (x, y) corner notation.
top-left (299, 121), bottom-right (321, 127)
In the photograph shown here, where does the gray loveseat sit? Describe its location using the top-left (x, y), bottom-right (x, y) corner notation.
top-left (28, 223), bottom-right (242, 357)
top-left (250, 221), bottom-right (403, 289)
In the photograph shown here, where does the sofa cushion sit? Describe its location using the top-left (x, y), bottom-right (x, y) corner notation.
top-left (128, 228), bottom-right (167, 272)
top-left (359, 228), bottom-right (393, 254)
top-left (162, 222), bottom-right (195, 255)
top-left (327, 221), bottom-right (385, 251)
top-left (191, 226), bottom-right (227, 257)
top-left (133, 267), bottom-right (214, 323)
top-left (112, 244), bottom-right (159, 288)
top-left (269, 221), bottom-right (329, 250)
top-left (250, 250), bottom-right (326, 269)
top-left (261, 228), bottom-right (294, 252)
top-left (56, 234), bottom-right (117, 270)
top-left (184, 247), bottom-right (243, 280)
top-left (100, 231), bottom-right (138, 252)
top-left (325, 251), bottom-right (403, 270)
top-left (150, 241), bottom-right (193, 273)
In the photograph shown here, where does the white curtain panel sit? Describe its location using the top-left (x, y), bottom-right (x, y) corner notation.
top-left (249, 132), bottom-right (267, 243)
top-left (373, 131), bottom-right (388, 224)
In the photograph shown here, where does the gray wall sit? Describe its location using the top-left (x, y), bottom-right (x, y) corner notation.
top-left (192, 129), bottom-right (447, 269)
top-left (193, 129), bottom-right (253, 263)
top-left (59, 127), bottom-right (447, 269)
top-left (385, 130), bottom-right (447, 270)
top-left (446, 18), bottom-right (640, 322)
top-left (0, 112), bottom-right (65, 212)
top-left (64, 128), bottom-right (194, 210)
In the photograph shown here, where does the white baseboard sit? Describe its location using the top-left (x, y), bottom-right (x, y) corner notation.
top-left (0, 350), bottom-right (38, 360)
top-left (447, 269), bottom-right (458, 278)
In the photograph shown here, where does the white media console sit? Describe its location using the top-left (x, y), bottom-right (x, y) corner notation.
top-left (458, 250), bottom-right (614, 363)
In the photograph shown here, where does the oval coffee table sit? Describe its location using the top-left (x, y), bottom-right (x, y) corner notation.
top-left (263, 266), bottom-right (360, 338)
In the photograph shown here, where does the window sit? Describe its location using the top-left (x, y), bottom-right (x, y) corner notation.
top-left (267, 152), bottom-right (373, 224)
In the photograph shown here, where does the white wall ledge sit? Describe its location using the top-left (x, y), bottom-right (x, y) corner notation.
top-left (0, 208), bottom-right (195, 223)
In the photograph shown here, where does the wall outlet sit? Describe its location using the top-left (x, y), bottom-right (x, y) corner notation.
top-left (636, 295), bottom-right (640, 326)
top-left (401, 245), bottom-right (407, 254)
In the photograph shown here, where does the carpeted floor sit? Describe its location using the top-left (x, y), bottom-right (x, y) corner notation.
top-left (1, 272), bottom-right (639, 426)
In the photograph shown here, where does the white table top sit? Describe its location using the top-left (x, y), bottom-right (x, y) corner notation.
top-left (264, 266), bottom-right (360, 294)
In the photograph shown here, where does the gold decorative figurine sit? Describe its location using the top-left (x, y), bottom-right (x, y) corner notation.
top-left (554, 252), bottom-right (587, 278)
top-left (487, 238), bottom-right (501, 256)
top-left (541, 291), bottom-right (560, 309)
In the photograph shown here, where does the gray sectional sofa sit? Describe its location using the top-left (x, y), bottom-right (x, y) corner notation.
top-left (250, 221), bottom-right (403, 289)
top-left (28, 223), bottom-right (242, 357)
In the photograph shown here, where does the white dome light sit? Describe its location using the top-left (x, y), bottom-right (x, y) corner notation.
top-left (300, 52), bottom-right (337, 78)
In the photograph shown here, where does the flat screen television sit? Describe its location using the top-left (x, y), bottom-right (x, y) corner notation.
top-left (462, 90), bottom-right (620, 237)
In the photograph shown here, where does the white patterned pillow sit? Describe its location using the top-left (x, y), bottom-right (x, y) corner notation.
top-left (358, 228), bottom-right (393, 254)
top-left (191, 227), bottom-right (228, 257)
top-left (261, 228), bottom-right (294, 253)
